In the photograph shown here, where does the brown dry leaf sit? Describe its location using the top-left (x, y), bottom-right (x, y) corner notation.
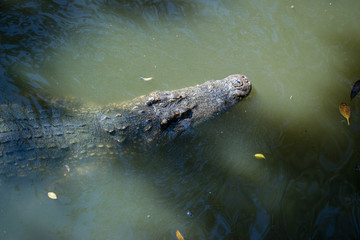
top-left (176, 230), bottom-right (184, 240)
top-left (339, 102), bottom-right (350, 126)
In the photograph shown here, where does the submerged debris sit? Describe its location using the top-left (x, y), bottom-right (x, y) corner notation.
top-left (186, 210), bottom-right (193, 217)
top-left (350, 80), bottom-right (360, 100)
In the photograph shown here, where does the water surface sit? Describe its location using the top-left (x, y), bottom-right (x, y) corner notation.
top-left (0, 0), bottom-right (360, 239)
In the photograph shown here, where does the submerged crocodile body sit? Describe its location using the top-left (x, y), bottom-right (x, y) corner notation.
top-left (0, 74), bottom-right (251, 178)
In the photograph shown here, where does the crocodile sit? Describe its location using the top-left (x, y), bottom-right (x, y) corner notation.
top-left (0, 74), bottom-right (251, 178)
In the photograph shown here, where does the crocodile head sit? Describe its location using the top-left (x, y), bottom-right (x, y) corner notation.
top-left (98, 74), bottom-right (251, 145)
top-left (184, 74), bottom-right (251, 125)
top-left (141, 74), bottom-right (252, 138)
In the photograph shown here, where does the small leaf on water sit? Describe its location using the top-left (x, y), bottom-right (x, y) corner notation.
top-left (254, 153), bottom-right (265, 159)
top-left (186, 210), bottom-right (193, 217)
top-left (176, 230), bottom-right (184, 240)
top-left (350, 80), bottom-right (360, 100)
top-left (339, 102), bottom-right (350, 126)
top-left (47, 192), bottom-right (57, 200)
top-left (140, 77), bottom-right (153, 81)
top-left (65, 164), bottom-right (70, 172)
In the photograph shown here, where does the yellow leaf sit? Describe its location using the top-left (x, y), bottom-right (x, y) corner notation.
top-left (176, 230), bottom-right (184, 240)
top-left (47, 192), bottom-right (57, 200)
top-left (254, 153), bottom-right (265, 159)
top-left (339, 102), bottom-right (350, 126)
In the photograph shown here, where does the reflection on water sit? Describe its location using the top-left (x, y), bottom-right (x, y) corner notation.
top-left (1, 0), bottom-right (360, 239)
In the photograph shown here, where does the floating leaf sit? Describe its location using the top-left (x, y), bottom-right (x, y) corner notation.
top-left (254, 153), bottom-right (265, 159)
top-left (339, 102), bottom-right (350, 126)
top-left (350, 80), bottom-right (360, 100)
top-left (140, 77), bottom-right (153, 81)
top-left (47, 192), bottom-right (57, 200)
top-left (176, 230), bottom-right (184, 240)
top-left (65, 164), bottom-right (70, 172)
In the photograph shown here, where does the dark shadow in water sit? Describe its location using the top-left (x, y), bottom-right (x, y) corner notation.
top-left (111, 0), bottom-right (198, 21)
top-left (326, 30), bottom-right (360, 82)
top-left (232, 30), bottom-right (360, 239)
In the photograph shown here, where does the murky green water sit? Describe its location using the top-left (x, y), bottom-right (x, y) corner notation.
top-left (1, 0), bottom-right (360, 239)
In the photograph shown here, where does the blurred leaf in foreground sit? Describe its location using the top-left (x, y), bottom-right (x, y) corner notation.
top-left (176, 230), bottom-right (184, 240)
top-left (339, 102), bottom-right (350, 126)
top-left (65, 164), bottom-right (70, 172)
top-left (350, 80), bottom-right (360, 100)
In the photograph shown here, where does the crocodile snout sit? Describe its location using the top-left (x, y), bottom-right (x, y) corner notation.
top-left (226, 74), bottom-right (252, 100)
